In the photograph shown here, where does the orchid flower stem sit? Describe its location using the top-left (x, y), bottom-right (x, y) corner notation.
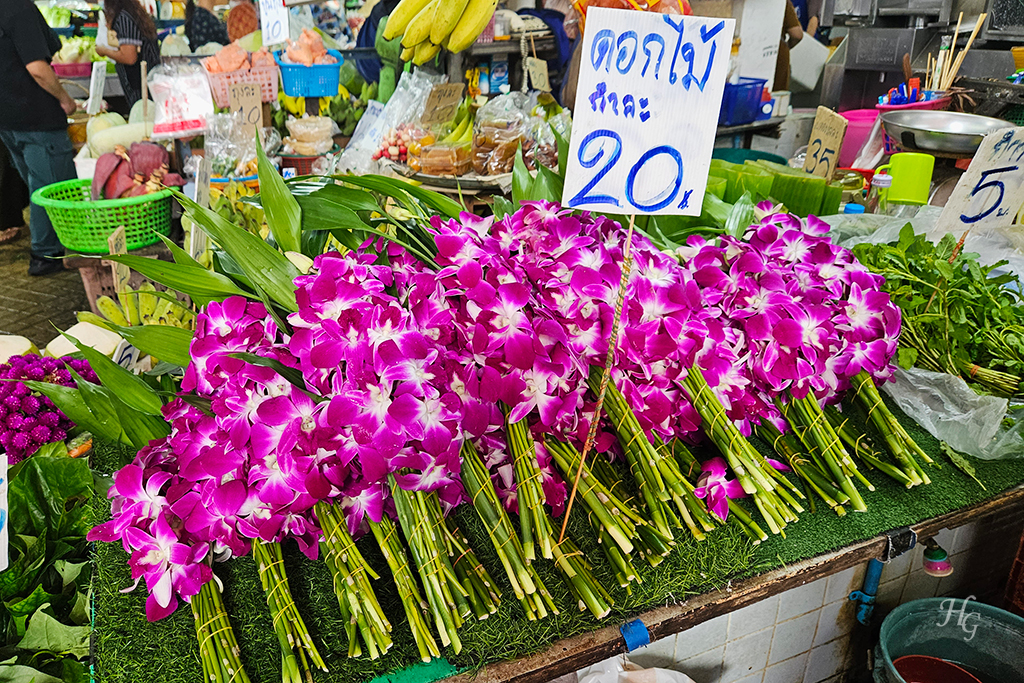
top-left (851, 371), bottom-right (932, 484)
top-left (391, 478), bottom-right (472, 654)
top-left (542, 516), bottom-right (614, 620)
top-left (459, 442), bottom-right (559, 620)
top-left (503, 409), bottom-right (554, 561)
top-left (252, 539), bottom-right (328, 680)
top-left (368, 515), bottom-right (441, 662)
top-left (192, 578), bottom-right (252, 683)
top-left (822, 406), bottom-right (917, 488)
top-left (588, 455), bottom-right (676, 563)
top-left (315, 503), bottom-right (392, 660)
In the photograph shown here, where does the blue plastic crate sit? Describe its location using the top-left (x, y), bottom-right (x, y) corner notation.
top-left (719, 77), bottom-right (767, 127)
top-left (274, 49), bottom-right (344, 98)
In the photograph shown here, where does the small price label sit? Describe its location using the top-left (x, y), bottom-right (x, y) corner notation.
top-left (258, 0), bottom-right (289, 47)
top-left (229, 82), bottom-right (263, 134)
top-left (86, 61), bottom-right (107, 116)
top-left (107, 226), bottom-right (130, 295)
top-left (938, 126), bottom-right (1024, 235)
top-left (421, 83), bottom-right (465, 126)
top-left (803, 106), bottom-right (847, 178)
top-left (526, 57), bottom-right (551, 92)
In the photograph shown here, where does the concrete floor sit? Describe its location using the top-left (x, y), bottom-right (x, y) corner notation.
top-left (0, 230), bottom-right (88, 349)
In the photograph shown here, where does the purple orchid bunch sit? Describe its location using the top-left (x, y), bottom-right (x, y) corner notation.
top-left (679, 212), bottom-right (902, 424)
top-left (0, 354), bottom-right (96, 463)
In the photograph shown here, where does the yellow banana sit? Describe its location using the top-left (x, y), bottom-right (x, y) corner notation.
top-left (119, 291), bottom-right (140, 327)
top-left (76, 310), bottom-right (114, 331)
top-left (413, 41), bottom-right (442, 66)
top-left (400, 44), bottom-right (416, 62)
top-left (96, 296), bottom-right (129, 327)
top-left (138, 281), bottom-right (158, 319)
top-left (401, 0), bottom-right (438, 48)
top-left (430, 0), bottom-right (470, 45)
top-left (382, 0), bottom-right (432, 40)
top-left (447, 0), bottom-right (499, 54)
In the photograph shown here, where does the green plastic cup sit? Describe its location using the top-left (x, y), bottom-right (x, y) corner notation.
top-left (876, 152), bottom-right (935, 206)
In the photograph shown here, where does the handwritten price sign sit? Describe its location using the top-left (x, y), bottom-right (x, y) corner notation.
top-left (229, 82), bottom-right (264, 134)
top-left (938, 126), bottom-right (1024, 235)
top-left (259, 0), bottom-right (289, 47)
top-left (803, 106), bottom-right (847, 178)
top-left (564, 8), bottom-right (734, 215)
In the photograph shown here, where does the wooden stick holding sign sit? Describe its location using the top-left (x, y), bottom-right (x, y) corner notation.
top-left (141, 61), bottom-right (149, 140)
top-left (803, 106), bottom-right (847, 179)
top-left (106, 226), bottom-right (139, 326)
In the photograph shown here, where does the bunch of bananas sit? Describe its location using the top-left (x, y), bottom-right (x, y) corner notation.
top-left (78, 283), bottom-right (195, 332)
top-left (383, 0), bottom-right (500, 65)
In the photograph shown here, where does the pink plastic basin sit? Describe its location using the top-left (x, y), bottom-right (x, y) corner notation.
top-left (838, 109), bottom-right (879, 169)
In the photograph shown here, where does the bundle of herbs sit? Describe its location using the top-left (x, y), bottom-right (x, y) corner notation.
top-left (853, 225), bottom-right (1024, 397)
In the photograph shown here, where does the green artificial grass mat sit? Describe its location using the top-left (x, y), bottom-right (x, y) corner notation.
top-left (89, 399), bottom-right (1024, 683)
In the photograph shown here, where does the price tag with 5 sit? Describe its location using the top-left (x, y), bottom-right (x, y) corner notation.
top-left (563, 8), bottom-right (735, 215)
top-left (803, 106), bottom-right (847, 178)
top-left (938, 126), bottom-right (1024, 234)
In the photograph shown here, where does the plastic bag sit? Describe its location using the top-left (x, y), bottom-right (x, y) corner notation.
top-left (148, 63), bottom-right (215, 139)
top-left (882, 367), bottom-right (1022, 459)
top-left (473, 92), bottom-right (530, 176)
top-left (337, 69), bottom-right (444, 175)
top-left (578, 656), bottom-right (698, 683)
top-left (206, 111), bottom-right (257, 177)
top-left (286, 117), bottom-right (335, 143)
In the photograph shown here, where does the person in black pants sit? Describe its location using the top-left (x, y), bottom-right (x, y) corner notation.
top-left (0, 0), bottom-right (77, 275)
top-left (0, 139), bottom-right (30, 244)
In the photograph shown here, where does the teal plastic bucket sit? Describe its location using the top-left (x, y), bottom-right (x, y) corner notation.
top-left (875, 598), bottom-right (1024, 683)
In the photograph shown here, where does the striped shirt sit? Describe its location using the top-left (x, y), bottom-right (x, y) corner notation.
top-left (112, 12), bottom-right (161, 106)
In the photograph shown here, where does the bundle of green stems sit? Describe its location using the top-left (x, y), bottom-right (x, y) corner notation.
top-left (252, 539), bottom-right (328, 681)
top-left (823, 406), bottom-right (917, 488)
top-left (755, 421), bottom-right (849, 516)
top-left (589, 367), bottom-right (716, 541)
top-left (663, 438), bottom-right (770, 542)
top-left (545, 438), bottom-right (673, 589)
top-left (316, 501), bottom-right (393, 658)
top-left (459, 441), bottom-right (557, 619)
top-left (192, 577), bottom-right (251, 683)
top-left (503, 408), bottom-right (555, 562)
top-left (681, 366), bottom-right (803, 534)
top-left (368, 515), bottom-right (440, 662)
top-left (539, 512), bottom-right (614, 619)
top-left (776, 393), bottom-right (870, 512)
top-left (390, 476), bottom-right (473, 654)
top-left (850, 370), bottom-right (932, 484)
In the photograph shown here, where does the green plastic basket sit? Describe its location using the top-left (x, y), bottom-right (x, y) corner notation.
top-left (31, 179), bottom-right (173, 254)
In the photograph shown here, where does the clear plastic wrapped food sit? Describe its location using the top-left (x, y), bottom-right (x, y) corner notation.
top-left (420, 142), bottom-right (472, 177)
top-left (471, 93), bottom-right (531, 176)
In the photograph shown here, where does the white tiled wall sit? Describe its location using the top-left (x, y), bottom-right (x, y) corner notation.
top-left (620, 506), bottom-right (1024, 683)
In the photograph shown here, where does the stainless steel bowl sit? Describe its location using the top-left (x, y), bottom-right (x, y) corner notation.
top-left (879, 111), bottom-right (1009, 155)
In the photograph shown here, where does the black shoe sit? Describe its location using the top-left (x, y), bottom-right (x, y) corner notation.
top-left (28, 254), bottom-right (64, 276)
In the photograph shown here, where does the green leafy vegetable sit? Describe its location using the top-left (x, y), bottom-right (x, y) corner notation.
top-left (939, 442), bottom-right (987, 490)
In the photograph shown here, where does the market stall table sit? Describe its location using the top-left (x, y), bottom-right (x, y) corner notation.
top-left (89, 404), bottom-right (1024, 683)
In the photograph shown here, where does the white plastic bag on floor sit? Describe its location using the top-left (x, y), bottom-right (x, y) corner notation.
top-left (882, 367), bottom-right (1023, 459)
top-left (579, 656), bottom-right (697, 683)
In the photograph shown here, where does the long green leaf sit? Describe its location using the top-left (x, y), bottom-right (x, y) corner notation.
top-left (61, 332), bottom-right (163, 416)
top-left (103, 324), bottom-right (193, 368)
top-left (103, 254), bottom-right (248, 305)
top-left (492, 195), bottom-right (515, 220)
top-left (296, 195), bottom-right (374, 234)
top-left (256, 138), bottom-right (302, 254)
top-left (310, 184), bottom-right (382, 213)
top-left (12, 380), bottom-right (120, 443)
top-left (156, 233), bottom-right (203, 268)
top-left (513, 147), bottom-right (533, 205)
top-left (71, 369), bottom-right (131, 446)
top-left (535, 159), bottom-right (565, 203)
top-left (338, 174), bottom-right (463, 219)
top-left (553, 125), bottom-right (569, 179)
top-left (175, 191), bottom-right (301, 312)
top-left (109, 395), bottom-right (170, 449)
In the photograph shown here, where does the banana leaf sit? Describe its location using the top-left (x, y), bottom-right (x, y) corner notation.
top-left (256, 139), bottom-right (302, 254)
top-left (61, 332), bottom-right (163, 416)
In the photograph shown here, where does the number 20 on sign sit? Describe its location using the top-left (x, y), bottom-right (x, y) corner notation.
top-left (563, 8), bottom-right (735, 215)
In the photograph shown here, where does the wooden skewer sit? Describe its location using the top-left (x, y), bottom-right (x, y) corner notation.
top-left (926, 52), bottom-right (933, 90)
top-left (942, 12), bottom-right (963, 91)
top-left (943, 13), bottom-right (986, 90)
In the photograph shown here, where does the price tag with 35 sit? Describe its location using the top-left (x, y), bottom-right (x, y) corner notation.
top-left (938, 126), bottom-right (1024, 235)
top-left (803, 106), bottom-right (847, 178)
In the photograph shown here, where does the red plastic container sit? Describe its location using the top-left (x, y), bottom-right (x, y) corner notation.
top-left (53, 62), bottom-right (94, 78)
top-left (893, 655), bottom-right (983, 683)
